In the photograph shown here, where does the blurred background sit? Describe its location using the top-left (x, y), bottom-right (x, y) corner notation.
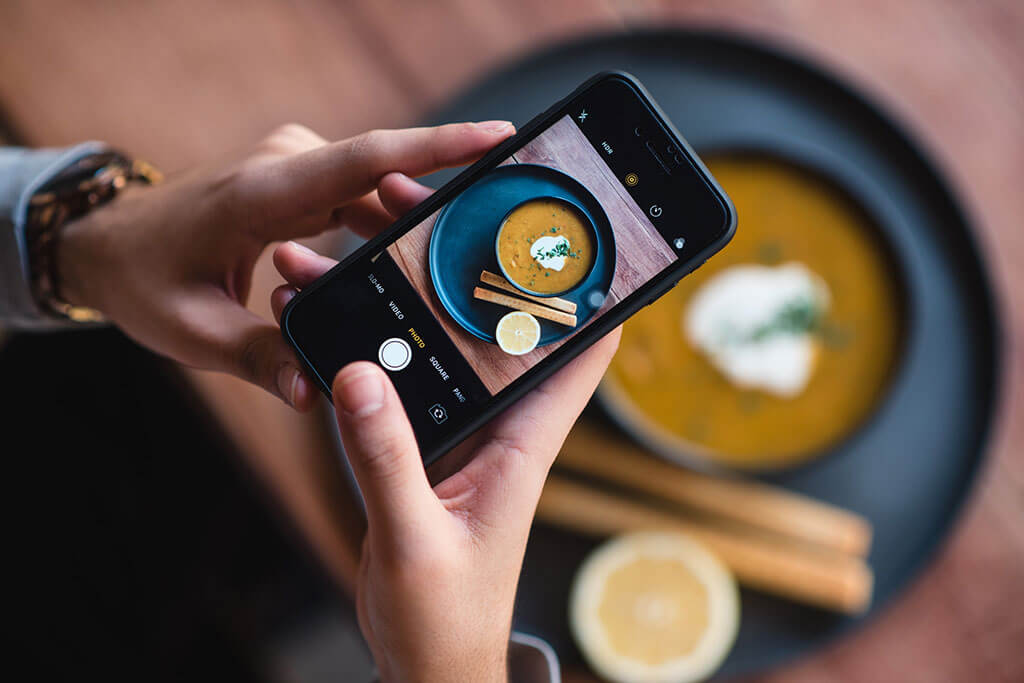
top-left (2, 1), bottom-right (1021, 681)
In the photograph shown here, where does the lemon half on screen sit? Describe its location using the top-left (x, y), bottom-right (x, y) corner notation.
top-left (570, 532), bottom-right (740, 683)
top-left (496, 311), bottom-right (541, 355)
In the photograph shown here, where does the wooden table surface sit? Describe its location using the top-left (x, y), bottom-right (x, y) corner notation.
top-left (2, 1), bottom-right (1021, 681)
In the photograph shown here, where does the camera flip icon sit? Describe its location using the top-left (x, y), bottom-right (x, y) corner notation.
top-left (428, 403), bottom-right (448, 424)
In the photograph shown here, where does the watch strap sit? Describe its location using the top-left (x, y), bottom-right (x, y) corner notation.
top-left (25, 152), bottom-right (162, 322)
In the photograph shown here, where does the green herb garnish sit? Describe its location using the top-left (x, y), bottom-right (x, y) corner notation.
top-left (534, 238), bottom-right (572, 263)
top-left (714, 296), bottom-right (823, 347)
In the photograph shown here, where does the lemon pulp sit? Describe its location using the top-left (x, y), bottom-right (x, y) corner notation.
top-left (496, 311), bottom-right (541, 355)
top-left (570, 532), bottom-right (739, 683)
top-left (598, 557), bottom-right (709, 665)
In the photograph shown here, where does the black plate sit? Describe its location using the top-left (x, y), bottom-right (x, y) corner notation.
top-left (418, 30), bottom-right (1001, 677)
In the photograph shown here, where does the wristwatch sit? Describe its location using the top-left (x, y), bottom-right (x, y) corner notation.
top-left (24, 151), bottom-right (162, 322)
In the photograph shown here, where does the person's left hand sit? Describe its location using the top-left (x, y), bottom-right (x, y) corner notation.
top-left (270, 240), bottom-right (621, 682)
top-left (54, 121), bottom-right (515, 409)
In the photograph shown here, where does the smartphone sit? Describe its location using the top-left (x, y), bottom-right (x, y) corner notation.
top-left (282, 72), bottom-right (735, 465)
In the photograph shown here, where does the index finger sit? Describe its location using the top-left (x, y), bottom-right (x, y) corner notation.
top-left (255, 121), bottom-right (514, 221)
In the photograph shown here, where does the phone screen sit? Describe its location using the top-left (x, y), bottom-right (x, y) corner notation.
top-left (286, 76), bottom-right (732, 460)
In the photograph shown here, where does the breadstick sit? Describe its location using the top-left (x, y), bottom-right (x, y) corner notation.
top-left (480, 270), bottom-right (578, 314)
top-left (538, 475), bottom-right (873, 614)
top-left (473, 287), bottom-right (577, 327)
top-left (557, 428), bottom-right (873, 557)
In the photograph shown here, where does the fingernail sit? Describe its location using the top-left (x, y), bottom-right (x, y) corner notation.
top-left (477, 120), bottom-right (512, 134)
top-left (288, 240), bottom-right (316, 255)
top-left (277, 364), bottom-right (301, 406)
top-left (335, 367), bottom-right (385, 417)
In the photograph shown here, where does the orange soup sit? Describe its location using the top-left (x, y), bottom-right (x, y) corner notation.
top-left (604, 157), bottom-right (904, 468)
top-left (497, 198), bottom-right (594, 295)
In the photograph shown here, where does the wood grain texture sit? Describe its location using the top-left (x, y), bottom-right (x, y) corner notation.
top-left (388, 114), bottom-right (674, 394)
top-left (1, 0), bottom-right (1021, 680)
top-left (0, 0), bottom-right (413, 171)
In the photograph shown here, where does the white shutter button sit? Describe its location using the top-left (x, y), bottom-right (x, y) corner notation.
top-left (378, 337), bottom-right (412, 371)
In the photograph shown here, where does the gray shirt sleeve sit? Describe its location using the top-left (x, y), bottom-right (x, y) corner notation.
top-left (0, 142), bottom-right (110, 330)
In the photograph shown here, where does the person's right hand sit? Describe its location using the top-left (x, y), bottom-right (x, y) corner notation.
top-left (56, 121), bottom-right (514, 410)
top-left (270, 242), bottom-right (621, 683)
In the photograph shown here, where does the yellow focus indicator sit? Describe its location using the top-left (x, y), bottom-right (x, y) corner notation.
top-left (624, 172), bottom-right (639, 187)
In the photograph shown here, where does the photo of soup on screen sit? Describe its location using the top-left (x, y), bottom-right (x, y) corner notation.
top-left (381, 114), bottom-right (676, 395)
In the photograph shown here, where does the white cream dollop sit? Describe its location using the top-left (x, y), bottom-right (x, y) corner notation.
top-left (684, 262), bottom-right (830, 397)
top-left (530, 235), bottom-right (570, 272)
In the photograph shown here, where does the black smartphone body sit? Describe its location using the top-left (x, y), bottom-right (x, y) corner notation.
top-left (282, 72), bottom-right (736, 465)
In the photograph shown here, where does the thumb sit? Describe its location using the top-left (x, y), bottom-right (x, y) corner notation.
top-left (332, 362), bottom-right (437, 534)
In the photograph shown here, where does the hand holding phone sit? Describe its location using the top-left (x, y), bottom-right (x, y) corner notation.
top-left (273, 239), bottom-right (621, 682)
top-left (283, 73), bottom-right (735, 464)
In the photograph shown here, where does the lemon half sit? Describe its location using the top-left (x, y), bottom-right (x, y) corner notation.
top-left (496, 311), bottom-right (541, 355)
top-left (570, 532), bottom-right (740, 683)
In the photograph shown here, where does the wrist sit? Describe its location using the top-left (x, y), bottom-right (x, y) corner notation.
top-left (374, 634), bottom-right (509, 683)
top-left (54, 181), bottom-right (152, 312)
top-left (378, 662), bottom-right (508, 683)
top-left (54, 209), bottom-right (106, 310)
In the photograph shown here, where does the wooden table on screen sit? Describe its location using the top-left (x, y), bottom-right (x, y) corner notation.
top-left (0, 2), bottom-right (1021, 681)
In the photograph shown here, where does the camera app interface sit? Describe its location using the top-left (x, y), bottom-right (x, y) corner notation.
top-left (295, 100), bottom-right (689, 452)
